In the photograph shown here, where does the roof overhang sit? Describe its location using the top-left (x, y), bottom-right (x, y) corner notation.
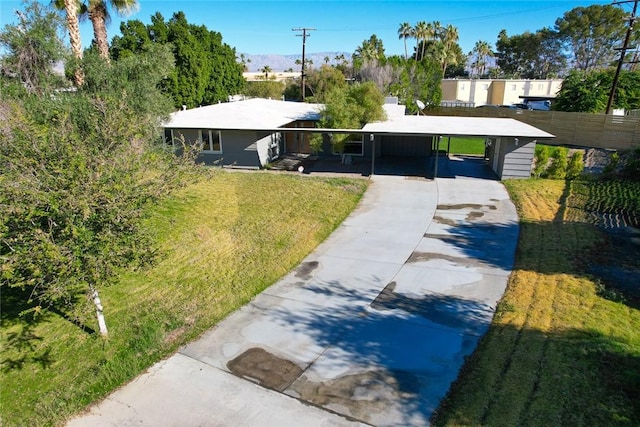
top-left (362, 115), bottom-right (554, 138)
top-left (164, 99), bottom-right (554, 139)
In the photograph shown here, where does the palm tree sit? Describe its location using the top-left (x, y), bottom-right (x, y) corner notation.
top-left (472, 40), bottom-right (493, 76)
top-left (414, 21), bottom-right (428, 60)
top-left (87, 0), bottom-right (138, 62)
top-left (442, 24), bottom-right (459, 49)
top-left (260, 65), bottom-right (272, 79)
top-left (397, 22), bottom-right (413, 60)
top-left (440, 24), bottom-right (459, 73)
top-left (323, 56), bottom-right (330, 65)
top-left (432, 21), bottom-right (442, 40)
top-left (238, 53), bottom-right (251, 72)
top-left (53, 0), bottom-right (84, 85)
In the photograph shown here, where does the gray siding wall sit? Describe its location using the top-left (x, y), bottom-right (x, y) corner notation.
top-left (500, 138), bottom-right (535, 179)
top-left (170, 128), bottom-right (261, 168)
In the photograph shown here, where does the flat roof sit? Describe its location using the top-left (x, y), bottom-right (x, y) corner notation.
top-left (166, 98), bottom-right (321, 130)
top-left (165, 98), bottom-right (554, 139)
top-left (363, 115), bottom-right (554, 138)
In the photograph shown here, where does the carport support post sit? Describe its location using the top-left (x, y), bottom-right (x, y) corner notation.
top-left (370, 134), bottom-right (375, 176)
top-left (434, 135), bottom-right (442, 178)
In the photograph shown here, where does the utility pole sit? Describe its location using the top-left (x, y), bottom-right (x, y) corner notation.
top-left (606, 0), bottom-right (638, 114)
top-left (292, 27), bottom-right (315, 101)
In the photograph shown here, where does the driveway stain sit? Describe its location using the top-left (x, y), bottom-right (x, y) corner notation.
top-left (466, 211), bottom-right (485, 220)
top-left (437, 203), bottom-right (497, 211)
top-left (407, 251), bottom-right (484, 268)
top-left (291, 369), bottom-right (420, 422)
top-left (227, 348), bottom-right (303, 392)
top-left (437, 203), bottom-right (483, 210)
top-left (295, 261), bottom-right (319, 280)
top-left (433, 215), bottom-right (456, 226)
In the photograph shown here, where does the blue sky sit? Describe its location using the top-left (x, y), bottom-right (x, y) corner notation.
top-left (1, 0), bottom-right (612, 57)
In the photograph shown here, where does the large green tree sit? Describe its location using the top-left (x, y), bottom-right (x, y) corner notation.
top-left (387, 56), bottom-right (442, 113)
top-left (305, 64), bottom-right (348, 102)
top-left (1, 45), bottom-right (194, 337)
top-left (555, 4), bottom-right (627, 71)
top-left (314, 82), bottom-right (386, 152)
top-left (1, 3), bottom-right (196, 336)
top-left (554, 69), bottom-right (640, 113)
top-left (110, 12), bottom-right (245, 108)
top-left (495, 28), bottom-right (566, 78)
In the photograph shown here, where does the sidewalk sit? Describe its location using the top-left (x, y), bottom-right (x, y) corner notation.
top-left (68, 159), bottom-right (519, 427)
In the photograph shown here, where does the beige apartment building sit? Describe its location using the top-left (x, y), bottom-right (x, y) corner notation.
top-left (441, 79), bottom-right (563, 107)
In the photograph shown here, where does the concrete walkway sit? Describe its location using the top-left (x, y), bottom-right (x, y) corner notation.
top-left (67, 157), bottom-right (519, 427)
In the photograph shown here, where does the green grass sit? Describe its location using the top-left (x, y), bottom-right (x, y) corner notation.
top-left (0, 170), bottom-right (368, 427)
top-left (432, 179), bottom-right (640, 426)
top-left (445, 137), bottom-right (486, 155)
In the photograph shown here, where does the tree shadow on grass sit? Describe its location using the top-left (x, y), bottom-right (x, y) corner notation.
top-left (434, 216), bottom-right (640, 311)
top-left (1, 285), bottom-right (96, 373)
top-left (432, 323), bottom-right (640, 426)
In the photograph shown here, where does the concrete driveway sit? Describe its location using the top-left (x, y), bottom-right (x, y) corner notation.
top-left (68, 157), bottom-right (519, 427)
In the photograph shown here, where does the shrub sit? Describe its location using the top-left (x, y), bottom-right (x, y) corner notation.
top-left (533, 145), bottom-right (550, 177)
top-left (603, 151), bottom-right (620, 175)
top-left (546, 147), bottom-right (568, 179)
top-left (567, 151), bottom-right (585, 179)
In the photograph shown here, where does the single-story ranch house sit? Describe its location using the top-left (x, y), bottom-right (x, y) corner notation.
top-left (163, 98), bottom-right (554, 179)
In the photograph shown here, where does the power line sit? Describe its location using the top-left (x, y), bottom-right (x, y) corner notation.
top-left (292, 27), bottom-right (315, 100)
top-left (606, 0), bottom-right (638, 114)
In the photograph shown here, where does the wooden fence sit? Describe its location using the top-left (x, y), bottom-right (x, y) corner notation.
top-left (429, 108), bottom-right (640, 150)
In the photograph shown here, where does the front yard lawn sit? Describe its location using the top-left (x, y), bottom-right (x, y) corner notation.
top-left (1, 171), bottom-right (368, 427)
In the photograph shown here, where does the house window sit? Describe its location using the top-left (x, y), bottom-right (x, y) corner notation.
top-left (511, 84), bottom-right (517, 91)
top-left (333, 135), bottom-right (364, 156)
top-left (199, 129), bottom-right (222, 153)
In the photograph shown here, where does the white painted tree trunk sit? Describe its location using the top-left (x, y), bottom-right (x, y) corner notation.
top-left (90, 285), bottom-right (108, 336)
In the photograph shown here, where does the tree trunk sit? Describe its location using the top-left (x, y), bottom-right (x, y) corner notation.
top-left (64, 0), bottom-right (84, 85)
top-left (90, 285), bottom-right (109, 336)
top-left (88, 1), bottom-right (111, 63)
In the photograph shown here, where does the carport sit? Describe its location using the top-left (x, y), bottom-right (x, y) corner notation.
top-left (275, 114), bottom-right (554, 179)
top-left (362, 114), bottom-right (554, 179)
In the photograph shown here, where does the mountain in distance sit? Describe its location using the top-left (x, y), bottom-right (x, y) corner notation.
top-left (242, 52), bottom-right (351, 72)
